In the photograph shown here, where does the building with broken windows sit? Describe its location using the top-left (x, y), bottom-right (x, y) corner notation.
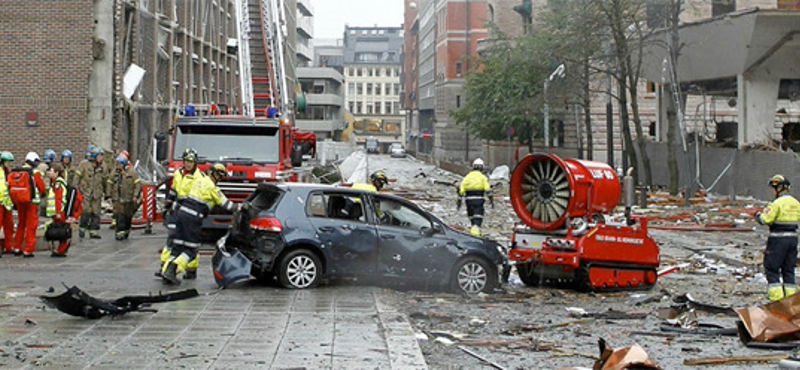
top-left (0, 0), bottom-right (298, 172)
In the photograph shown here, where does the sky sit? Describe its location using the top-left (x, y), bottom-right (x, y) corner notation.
top-left (311, 0), bottom-right (404, 40)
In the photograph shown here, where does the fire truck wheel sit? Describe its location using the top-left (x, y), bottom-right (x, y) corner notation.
top-left (451, 257), bottom-right (497, 295)
top-left (515, 263), bottom-right (540, 286)
top-left (278, 249), bottom-right (321, 289)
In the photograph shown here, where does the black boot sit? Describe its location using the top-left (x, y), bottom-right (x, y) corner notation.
top-left (184, 269), bottom-right (197, 280)
top-left (161, 263), bottom-right (181, 285)
top-left (154, 264), bottom-right (164, 278)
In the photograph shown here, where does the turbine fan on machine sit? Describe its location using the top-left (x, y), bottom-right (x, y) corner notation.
top-left (520, 157), bottom-right (569, 224)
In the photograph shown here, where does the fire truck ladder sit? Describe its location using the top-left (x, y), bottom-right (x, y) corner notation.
top-left (241, 0), bottom-right (285, 117)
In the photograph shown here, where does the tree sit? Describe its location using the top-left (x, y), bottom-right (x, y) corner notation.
top-left (450, 31), bottom-right (550, 150)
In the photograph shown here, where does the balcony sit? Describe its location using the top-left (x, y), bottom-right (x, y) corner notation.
top-left (297, 15), bottom-right (314, 38)
top-left (307, 93), bottom-right (344, 107)
top-left (297, 0), bottom-right (314, 16)
top-left (296, 119), bottom-right (345, 132)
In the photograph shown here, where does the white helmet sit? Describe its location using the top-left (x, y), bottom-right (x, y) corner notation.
top-left (472, 158), bottom-right (485, 169)
top-left (25, 152), bottom-right (40, 163)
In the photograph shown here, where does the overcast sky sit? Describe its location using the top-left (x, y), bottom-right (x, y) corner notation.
top-left (312, 0), bottom-right (404, 40)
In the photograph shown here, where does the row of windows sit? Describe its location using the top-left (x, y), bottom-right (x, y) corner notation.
top-left (348, 101), bottom-right (400, 115)
top-left (346, 67), bottom-right (400, 78)
top-left (349, 82), bottom-right (399, 96)
top-left (347, 82), bottom-right (401, 96)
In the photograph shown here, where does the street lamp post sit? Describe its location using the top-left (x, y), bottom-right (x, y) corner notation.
top-left (543, 64), bottom-right (565, 152)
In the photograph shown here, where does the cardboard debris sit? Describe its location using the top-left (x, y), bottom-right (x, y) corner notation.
top-left (735, 294), bottom-right (800, 342)
top-left (593, 339), bottom-right (660, 370)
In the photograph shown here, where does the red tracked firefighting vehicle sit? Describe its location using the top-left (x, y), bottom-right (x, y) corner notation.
top-left (507, 153), bottom-right (660, 291)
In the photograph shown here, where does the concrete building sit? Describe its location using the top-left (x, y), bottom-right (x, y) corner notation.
top-left (314, 39), bottom-right (345, 74)
top-left (343, 26), bottom-right (406, 151)
top-left (296, 67), bottom-right (346, 139)
top-left (416, 0), bottom-right (438, 156)
top-left (296, 0), bottom-right (314, 67)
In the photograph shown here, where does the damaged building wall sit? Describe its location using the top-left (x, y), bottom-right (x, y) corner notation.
top-left (0, 1), bottom-right (94, 160)
top-left (115, 0), bottom-right (241, 173)
top-left (644, 141), bottom-right (800, 201)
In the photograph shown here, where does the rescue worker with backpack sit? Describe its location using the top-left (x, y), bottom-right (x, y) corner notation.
top-left (756, 174), bottom-right (800, 301)
top-left (74, 147), bottom-right (108, 239)
top-left (458, 158), bottom-right (492, 237)
top-left (45, 163), bottom-right (76, 257)
top-left (109, 154), bottom-right (141, 240)
top-left (161, 163), bottom-right (237, 285)
top-left (9, 152), bottom-right (47, 257)
top-left (0, 152), bottom-right (14, 256)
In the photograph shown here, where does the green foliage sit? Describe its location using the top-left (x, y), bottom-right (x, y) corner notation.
top-left (450, 32), bottom-right (552, 143)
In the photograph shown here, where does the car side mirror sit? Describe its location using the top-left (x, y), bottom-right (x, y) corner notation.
top-left (420, 226), bottom-right (435, 237)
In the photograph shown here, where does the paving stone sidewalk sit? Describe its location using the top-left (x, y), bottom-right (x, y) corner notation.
top-left (0, 228), bottom-right (428, 369)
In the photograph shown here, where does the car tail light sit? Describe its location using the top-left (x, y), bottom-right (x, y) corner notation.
top-left (249, 217), bottom-right (283, 233)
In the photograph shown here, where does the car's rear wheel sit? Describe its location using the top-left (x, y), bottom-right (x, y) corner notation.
top-left (278, 249), bottom-right (321, 289)
top-left (451, 257), bottom-right (497, 295)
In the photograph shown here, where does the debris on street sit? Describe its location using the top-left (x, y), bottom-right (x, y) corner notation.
top-left (41, 285), bottom-right (199, 319)
top-left (736, 294), bottom-right (800, 342)
top-left (593, 338), bottom-right (661, 370)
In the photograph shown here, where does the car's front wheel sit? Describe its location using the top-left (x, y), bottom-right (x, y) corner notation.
top-left (451, 257), bottom-right (497, 295)
top-left (278, 249), bottom-right (322, 289)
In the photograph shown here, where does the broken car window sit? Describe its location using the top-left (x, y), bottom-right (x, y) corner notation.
top-left (375, 197), bottom-right (432, 231)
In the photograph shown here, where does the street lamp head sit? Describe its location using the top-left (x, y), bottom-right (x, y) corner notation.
top-left (549, 64), bottom-right (566, 81)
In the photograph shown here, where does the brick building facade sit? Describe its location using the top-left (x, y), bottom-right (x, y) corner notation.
top-left (0, 1), bottom-right (94, 161)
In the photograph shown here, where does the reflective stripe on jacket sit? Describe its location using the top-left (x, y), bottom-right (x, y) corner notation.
top-left (46, 177), bottom-right (67, 218)
top-left (187, 176), bottom-right (235, 213)
top-left (759, 194), bottom-right (800, 233)
top-left (459, 170), bottom-right (490, 196)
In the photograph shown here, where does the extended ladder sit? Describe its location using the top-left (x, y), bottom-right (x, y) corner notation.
top-left (235, 0), bottom-right (288, 118)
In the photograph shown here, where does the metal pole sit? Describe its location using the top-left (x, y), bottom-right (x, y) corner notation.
top-left (543, 80), bottom-right (549, 153)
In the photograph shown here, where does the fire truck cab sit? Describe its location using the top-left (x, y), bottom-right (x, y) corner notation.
top-left (167, 115), bottom-right (299, 229)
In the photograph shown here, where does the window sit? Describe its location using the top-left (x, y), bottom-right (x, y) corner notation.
top-left (456, 95), bottom-right (461, 108)
top-left (348, 102), bottom-right (354, 112)
top-left (348, 68), bottom-right (354, 77)
top-left (356, 102), bottom-right (362, 113)
top-left (374, 197), bottom-right (432, 231)
top-left (348, 82), bottom-right (355, 95)
top-left (369, 68), bottom-right (374, 77)
top-left (366, 83), bottom-right (373, 95)
top-left (357, 83), bottom-right (363, 95)
top-left (376, 83), bottom-right (382, 95)
top-left (367, 103), bottom-right (374, 114)
top-left (712, 0), bottom-right (737, 16)
top-left (357, 68), bottom-right (362, 77)
top-left (385, 102), bottom-right (392, 114)
top-left (455, 61), bottom-right (462, 78)
top-left (307, 192), bottom-right (366, 222)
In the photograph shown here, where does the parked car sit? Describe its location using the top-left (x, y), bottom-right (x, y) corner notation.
top-left (389, 143), bottom-right (406, 158)
top-left (365, 136), bottom-right (379, 154)
top-left (212, 183), bottom-right (509, 294)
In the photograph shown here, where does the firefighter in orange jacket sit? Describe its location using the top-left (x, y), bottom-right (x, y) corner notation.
top-left (0, 151), bottom-right (14, 256)
top-left (12, 152), bottom-right (46, 257)
top-left (46, 163), bottom-right (73, 257)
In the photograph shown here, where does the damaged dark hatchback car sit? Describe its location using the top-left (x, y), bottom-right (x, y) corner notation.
top-left (212, 183), bottom-right (509, 294)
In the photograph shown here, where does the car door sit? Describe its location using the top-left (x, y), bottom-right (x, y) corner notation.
top-left (372, 195), bottom-right (452, 283)
top-left (305, 191), bottom-right (379, 275)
